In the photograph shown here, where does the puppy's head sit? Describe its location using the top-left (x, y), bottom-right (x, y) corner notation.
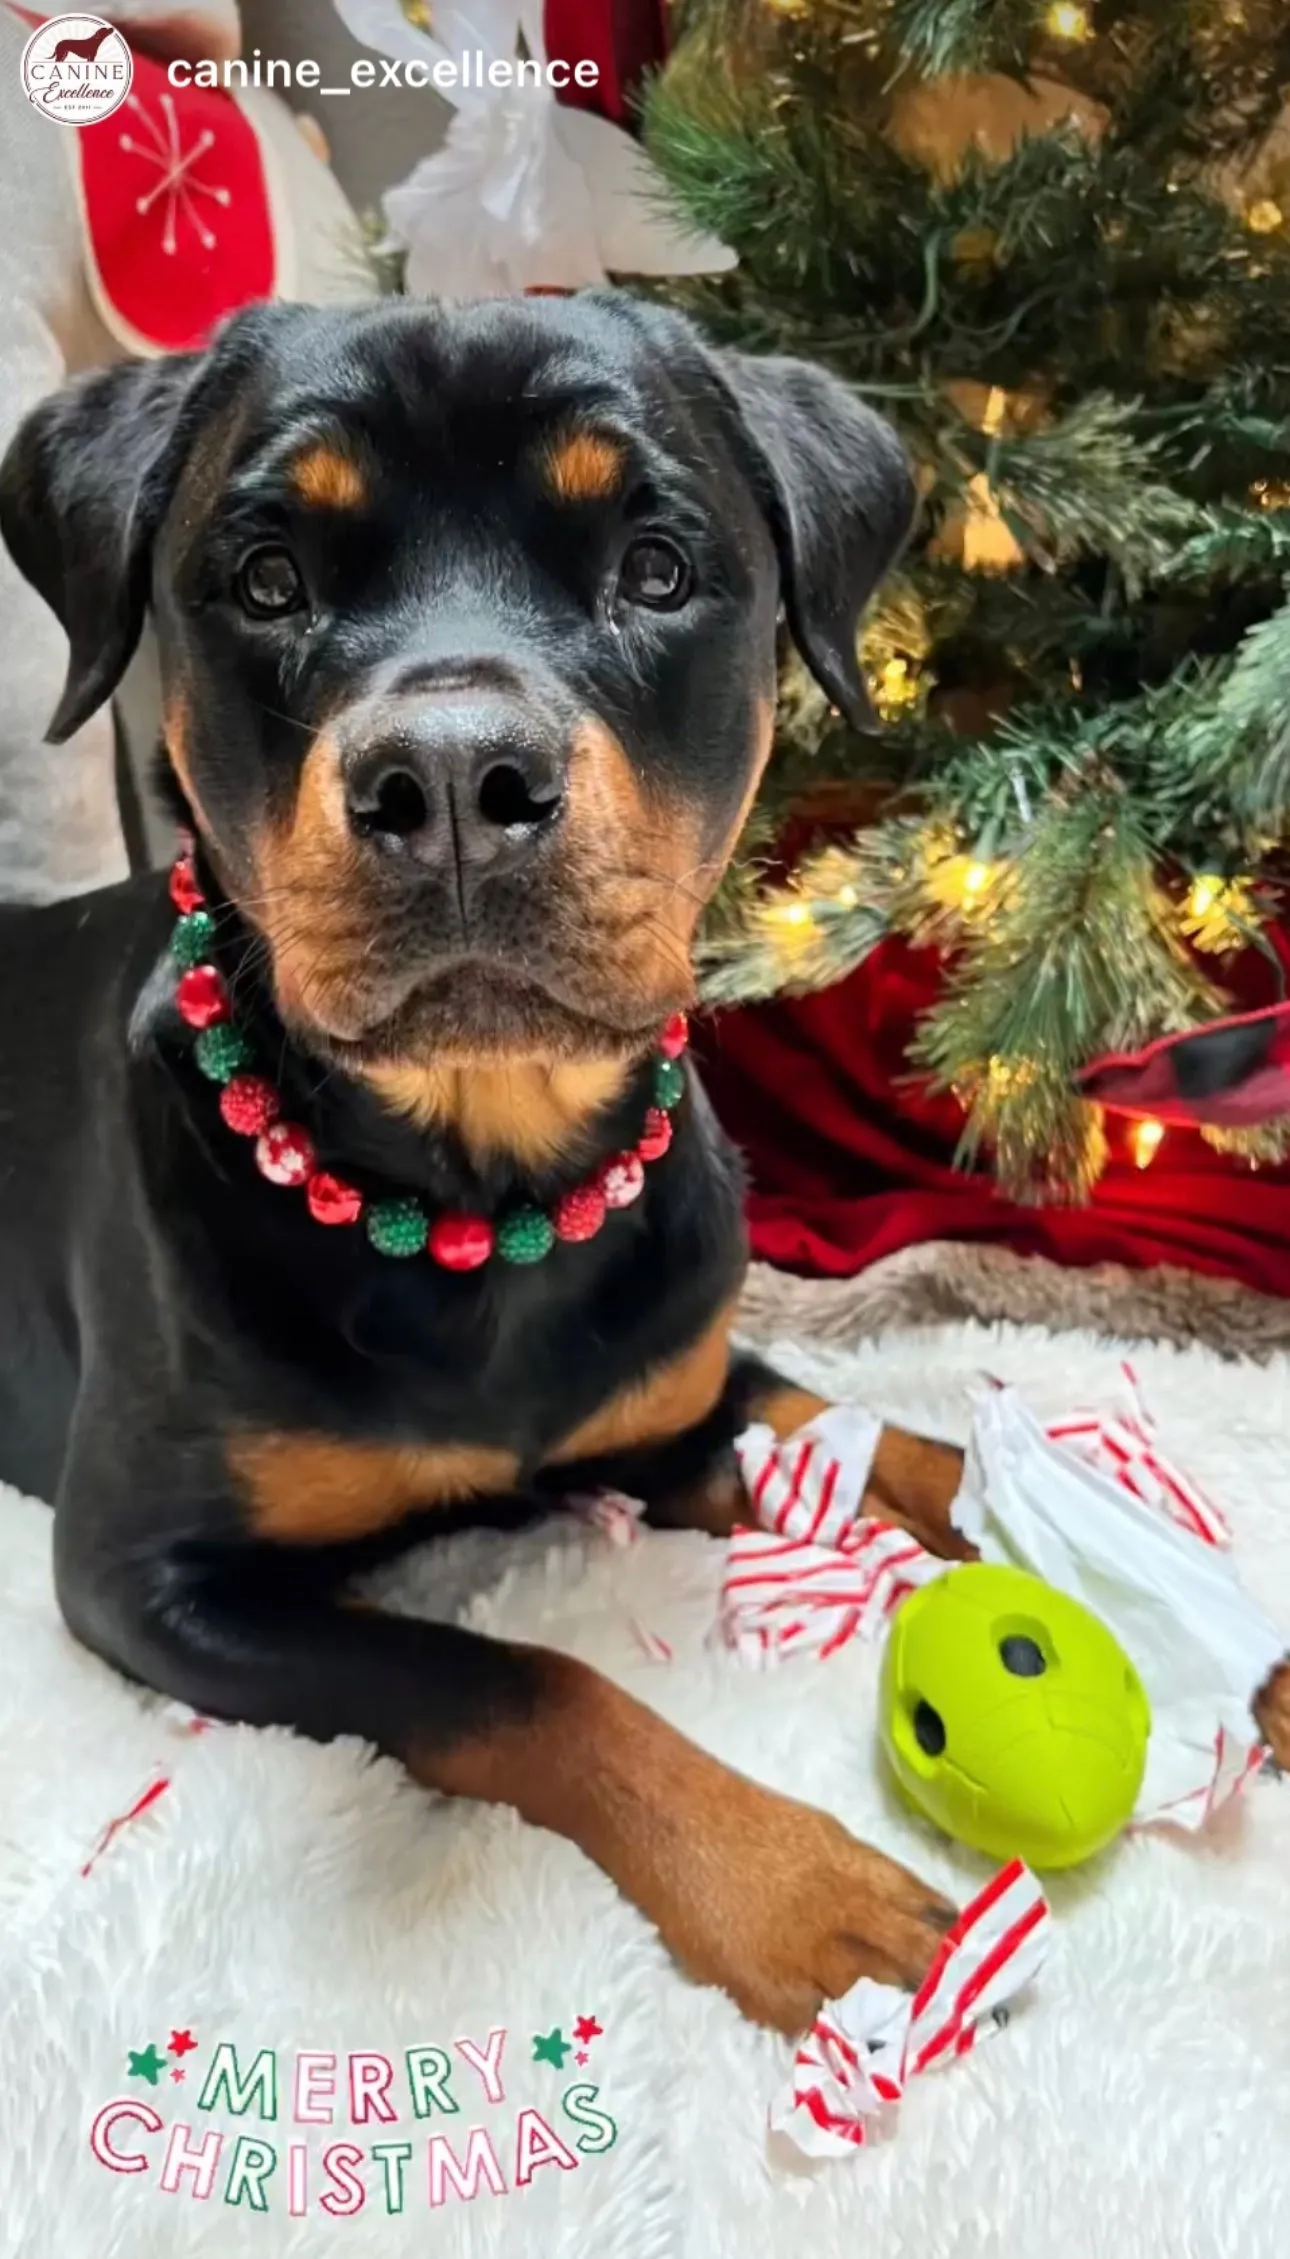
top-left (0, 296), bottom-right (911, 1073)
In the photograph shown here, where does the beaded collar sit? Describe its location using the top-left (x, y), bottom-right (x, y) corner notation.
top-left (166, 852), bottom-right (688, 1270)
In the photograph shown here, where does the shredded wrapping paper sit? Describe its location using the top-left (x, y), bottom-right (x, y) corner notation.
top-left (771, 1860), bottom-right (1053, 2159)
top-left (1047, 1361), bottom-right (1230, 1547)
top-left (720, 1376), bottom-right (1284, 1834)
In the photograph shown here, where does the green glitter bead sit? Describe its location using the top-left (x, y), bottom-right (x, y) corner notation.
top-left (193, 1024), bottom-right (252, 1083)
top-left (653, 1056), bottom-right (685, 1110)
top-left (367, 1197), bottom-right (428, 1258)
top-left (496, 1207), bottom-right (556, 1265)
top-left (171, 909), bottom-right (216, 968)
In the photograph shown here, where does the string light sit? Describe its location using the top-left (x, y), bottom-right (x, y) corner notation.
top-left (769, 900), bottom-right (813, 927)
top-left (1129, 1119), bottom-right (1165, 1169)
top-left (1046, 2), bottom-right (1091, 38)
top-left (871, 654), bottom-right (922, 720)
top-left (1245, 200), bottom-right (1283, 235)
top-left (961, 861), bottom-right (992, 899)
top-left (1181, 872), bottom-right (1256, 951)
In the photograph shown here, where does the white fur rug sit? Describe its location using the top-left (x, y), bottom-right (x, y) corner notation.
top-left (2, 1319), bottom-right (1289, 2258)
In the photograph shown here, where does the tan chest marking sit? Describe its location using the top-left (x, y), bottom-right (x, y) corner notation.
top-left (364, 1057), bottom-right (630, 1170)
top-left (545, 1297), bottom-right (737, 1465)
top-left (229, 1433), bottom-right (520, 1545)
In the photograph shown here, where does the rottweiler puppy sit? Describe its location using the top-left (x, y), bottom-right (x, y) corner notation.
top-left (0, 292), bottom-right (967, 2034)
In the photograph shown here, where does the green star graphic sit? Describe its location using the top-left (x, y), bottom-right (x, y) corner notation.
top-left (127, 2044), bottom-right (167, 2086)
top-left (532, 2027), bottom-right (571, 2069)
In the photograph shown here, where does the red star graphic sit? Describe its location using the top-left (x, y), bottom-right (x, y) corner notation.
top-left (170, 2067), bottom-right (186, 2084)
top-left (572, 2015), bottom-right (603, 2045)
top-left (575, 2050), bottom-right (590, 2066)
top-left (168, 2030), bottom-right (198, 2057)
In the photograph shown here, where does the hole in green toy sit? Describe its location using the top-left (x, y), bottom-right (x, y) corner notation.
top-left (999, 1633), bottom-right (1046, 1677)
top-left (913, 1699), bottom-right (946, 1756)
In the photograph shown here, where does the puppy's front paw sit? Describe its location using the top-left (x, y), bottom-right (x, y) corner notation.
top-left (660, 1775), bottom-right (954, 2035)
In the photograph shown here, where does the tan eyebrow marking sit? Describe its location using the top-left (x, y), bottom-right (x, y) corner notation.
top-left (543, 430), bottom-right (627, 503)
top-left (289, 442), bottom-right (368, 510)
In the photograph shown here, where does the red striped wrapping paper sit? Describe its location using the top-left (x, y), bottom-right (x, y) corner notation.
top-left (770, 1858), bottom-right (1053, 2159)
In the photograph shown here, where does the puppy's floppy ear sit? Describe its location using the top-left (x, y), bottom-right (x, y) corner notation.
top-left (713, 351), bottom-right (916, 728)
top-left (0, 354), bottom-right (206, 743)
top-left (0, 303), bottom-right (299, 744)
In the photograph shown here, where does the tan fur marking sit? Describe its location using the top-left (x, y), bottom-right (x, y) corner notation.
top-left (230, 1433), bottom-right (519, 1544)
top-left (290, 443), bottom-right (368, 510)
top-left (421, 1650), bottom-right (953, 2032)
top-left (250, 732), bottom-right (369, 1030)
top-left (162, 690), bottom-right (212, 834)
top-left (547, 1298), bottom-right (737, 1464)
top-left (366, 1058), bottom-right (630, 1169)
top-left (544, 431), bottom-right (626, 503)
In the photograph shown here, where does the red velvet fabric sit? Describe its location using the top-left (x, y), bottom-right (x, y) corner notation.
top-left (697, 935), bottom-right (1290, 1299)
top-left (543, 0), bottom-right (668, 123)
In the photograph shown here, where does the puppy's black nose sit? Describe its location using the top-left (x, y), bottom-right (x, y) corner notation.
top-left (343, 697), bottom-right (565, 866)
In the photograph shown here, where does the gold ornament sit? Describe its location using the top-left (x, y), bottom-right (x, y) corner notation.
top-left (399, 0), bottom-right (435, 28)
top-left (1245, 199), bottom-right (1284, 234)
top-left (1045, 2), bottom-right (1091, 39)
top-left (870, 656), bottom-right (922, 720)
top-left (1251, 478), bottom-right (1290, 510)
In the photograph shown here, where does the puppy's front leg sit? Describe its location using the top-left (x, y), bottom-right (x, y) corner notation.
top-left (635, 1353), bottom-right (976, 1559)
top-left (59, 1530), bottom-right (952, 2034)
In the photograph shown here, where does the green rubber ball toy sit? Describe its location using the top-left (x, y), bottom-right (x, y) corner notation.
top-left (879, 1564), bottom-right (1151, 1870)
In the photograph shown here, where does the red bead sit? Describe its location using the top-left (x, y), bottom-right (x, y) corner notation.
top-left (255, 1120), bottom-right (316, 1188)
top-left (554, 1182), bottom-right (607, 1243)
top-left (428, 1213), bottom-right (495, 1270)
top-left (306, 1171), bottom-right (364, 1226)
top-left (599, 1150), bottom-right (645, 1210)
top-left (659, 1012), bottom-right (689, 1060)
top-left (169, 856), bottom-right (204, 915)
top-left (175, 964), bottom-right (229, 1030)
top-left (637, 1107), bottom-right (673, 1163)
top-left (219, 1075), bottom-right (280, 1137)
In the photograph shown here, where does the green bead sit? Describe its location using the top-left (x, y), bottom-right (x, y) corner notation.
top-left (171, 909), bottom-right (216, 968)
top-left (654, 1056), bottom-right (685, 1110)
top-left (193, 1024), bottom-right (251, 1083)
top-left (496, 1206), bottom-right (555, 1265)
top-left (367, 1197), bottom-right (428, 1258)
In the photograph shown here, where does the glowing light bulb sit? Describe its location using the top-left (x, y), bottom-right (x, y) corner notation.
top-left (836, 886), bottom-right (858, 908)
top-left (772, 900), bottom-right (813, 927)
top-left (1046, 2), bottom-right (1091, 38)
top-left (1187, 875), bottom-right (1219, 918)
top-left (1130, 1118), bottom-right (1165, 1169)
top-left (1246, 200), bottom-right (1284, 235)
top-left (961, 861), bottom-right (991, 898)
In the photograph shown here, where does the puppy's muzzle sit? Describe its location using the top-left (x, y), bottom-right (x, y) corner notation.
top-left (341, 687), bottom-right (566, 873)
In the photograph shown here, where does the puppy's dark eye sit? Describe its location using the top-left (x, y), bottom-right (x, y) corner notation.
top-left (235, 545), bottom-right (305, 619)
top-left (618, 536), bottom-right (692, 611)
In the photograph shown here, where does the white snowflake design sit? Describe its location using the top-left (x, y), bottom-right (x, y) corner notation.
top-left (117, 91), bottom-right (232, 257)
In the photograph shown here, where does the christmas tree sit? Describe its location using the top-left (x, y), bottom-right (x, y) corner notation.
top-left (644, 0), bottom-right (1290, 1200)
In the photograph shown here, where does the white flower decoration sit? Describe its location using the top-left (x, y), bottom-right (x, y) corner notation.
top-left (333, 0), bottom-right (735, 296)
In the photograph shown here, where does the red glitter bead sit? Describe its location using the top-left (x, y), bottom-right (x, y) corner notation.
top-left (428, 1213), bottom-right (495, 1270)
top-left (554, 1182), bottom-right (607, 1243)
top-left (219, 1075), bottom-right (280, 1137)
top-left (175, 964), bottom-right (229, 1030)
top-left (637, 1107), bottom-right (673, 1163)
top-left (659, 1012), bottom-right (689, 1060)
top-left (169, 856), bottom-right (204, 915)
top-left (255, 1120), bottom-right (316, 1188)
top-left (599, 1150), bottom-right (645, 1210)
top-left (306, 1171), bottom-right (364, 1227)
